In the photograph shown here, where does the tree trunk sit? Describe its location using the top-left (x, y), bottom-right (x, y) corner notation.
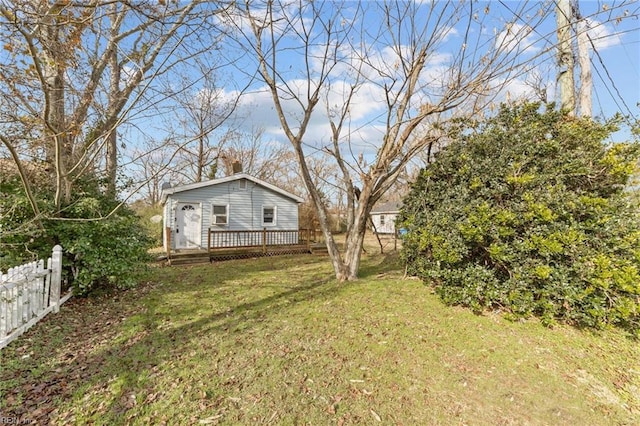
top-left (196, 133), bottom-right (205, 182)
top-left (343, 222), bottom-right (367, 280)
top-left (348, 184), bottom-right (377, 278)
top-left (105, 6), bottom-right (120, 197)
top-left (46, 44), bottom-right (72, 208)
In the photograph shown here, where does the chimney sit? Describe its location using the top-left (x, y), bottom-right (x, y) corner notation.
top-left (232, 160), bottom-right (242, 174)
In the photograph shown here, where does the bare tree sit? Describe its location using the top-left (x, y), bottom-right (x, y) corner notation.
top-left (164, 62), bottom-right (240, 183)
top-left (225, 1), bottom-right (567, 280)
top-left (216, 128), bottom-right (292, 179)
top-left (0, 0), bottom-right (229, 216)
top-left (126, 136), bottom-right (181, 206)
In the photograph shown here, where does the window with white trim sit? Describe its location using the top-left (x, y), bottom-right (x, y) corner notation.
top-left (212, 204), bottom-right (228, 225)
top-left (380, 215), bottom-right (386, 226)
top-left (262, 206), bottom-right (276, 226)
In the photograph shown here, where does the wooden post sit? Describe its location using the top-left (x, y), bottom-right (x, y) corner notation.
top-left (8, 268), bottom-right (17, 331)
top-left (45, 257), bottom-right (52, 308)
top-left (394, 229), bottom-right (398, 251)
top-left (19, 265), bottom-right (27, 325)
top-left (0, 283), bottom-right (6, 337)
top-left (262, 228), bottom-right (267, 253)
top-left (35, 259), bottom-right (45, 313)
top-left (50, 245), bottom-right (62, 313)
top-left (306, 228), bottom-right (311, 251)
top-left (165, 227), bottom-right (172, 263)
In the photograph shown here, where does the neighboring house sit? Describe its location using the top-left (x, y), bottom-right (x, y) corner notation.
top-left (161, 173), bottom-right (304, 251)
top-left (370, 201), bottom-right (402, 234)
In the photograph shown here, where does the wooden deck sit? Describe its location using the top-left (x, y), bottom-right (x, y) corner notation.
top-left (162, 228), bottom-right (326, 265)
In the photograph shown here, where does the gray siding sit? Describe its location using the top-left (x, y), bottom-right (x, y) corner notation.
top-left (164, 178), bottom-right (299, 249)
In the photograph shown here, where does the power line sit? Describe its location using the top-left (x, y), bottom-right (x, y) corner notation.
top-left (588, 33), bottom-right (636, 119)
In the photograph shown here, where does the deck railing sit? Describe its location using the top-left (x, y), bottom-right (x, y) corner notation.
top-left (208, 228), bottom-right (317, 252)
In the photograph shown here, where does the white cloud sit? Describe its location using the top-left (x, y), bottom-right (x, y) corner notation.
top-left (494, 23), bottom-right (540, 55)
top-left (484, 67), bottom-right (553, 109)
top-left (439, 25), bottom-right (460, 42)
top-left (228, 40), bottom-right (462, 156)
top-left (120, 64), bottom-right (142, 88)
top-left (214, 2), bottom-right (307, 43)
top-left (580, 18), bottom-right (622, 50)
top-left (223, 77), bottom-right (390, 158)
top-left (500, 78), bottom-right (541, 102)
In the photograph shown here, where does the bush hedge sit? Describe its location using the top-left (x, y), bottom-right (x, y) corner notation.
top-left (399, 103), bottom-right (640, 332)
top-left (1, 176), bottom-right (153, 296)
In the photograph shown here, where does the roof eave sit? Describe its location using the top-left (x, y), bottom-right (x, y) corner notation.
top-left (160, 173), bottom-right (305, 204)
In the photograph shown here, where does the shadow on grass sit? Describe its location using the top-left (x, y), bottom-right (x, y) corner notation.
top-left (148, 253), bottom-right (331, 296)
top-left (1, 254), bottom-right (361, 424)
top-left (357, 252), bottom-right (403, 279)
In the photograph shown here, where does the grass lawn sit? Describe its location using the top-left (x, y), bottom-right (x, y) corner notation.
top-left (1, 250), bottom-right (639, 425)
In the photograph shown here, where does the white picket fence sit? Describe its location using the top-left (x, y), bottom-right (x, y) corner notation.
top-left (0, 245), bottom-right (71, 350)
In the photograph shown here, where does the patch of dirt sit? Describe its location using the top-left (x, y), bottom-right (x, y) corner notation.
top-left (572, 369), bottom-right (626, 408)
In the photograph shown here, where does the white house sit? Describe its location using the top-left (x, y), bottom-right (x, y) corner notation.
top-left (161, 173), bottom-right (304, 251)
top-left (370, 201), bottom-right (402, 234)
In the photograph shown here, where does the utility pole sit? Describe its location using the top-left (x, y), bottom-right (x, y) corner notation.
top-left (556, 0), bottom-right (576, 115)
top-left (575, 1), bottom-right (592, 117)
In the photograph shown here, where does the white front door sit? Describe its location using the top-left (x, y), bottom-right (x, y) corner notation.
top-left (175, 203), bottom-right (201, 249)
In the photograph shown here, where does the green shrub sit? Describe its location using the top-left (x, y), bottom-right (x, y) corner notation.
top-left (129, 201), bottom-right (164, 247)
top-left (46, 204), bottom-right (153, 296)
top-left (399, 103), bottom-right (640, 333)
top-left (1, 177), bottom-right (153, 296)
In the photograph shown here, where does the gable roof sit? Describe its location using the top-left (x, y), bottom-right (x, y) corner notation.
top-left (371, 201), bottom-right (402, 214)
top-left (161, 173), bottom-right (305, 204)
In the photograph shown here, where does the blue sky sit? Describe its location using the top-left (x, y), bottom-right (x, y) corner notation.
top-left (123, 0), bottom-right (640, 194)
top-left (571, 1), bottom-right (639, 123)
top-left (207, 1), bottom-right (639, 147)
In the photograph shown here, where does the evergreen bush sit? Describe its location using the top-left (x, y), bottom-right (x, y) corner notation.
top-left (399, 103), bottom-right (640, 332)
top-left (1, 177), bottom-right (153, 296)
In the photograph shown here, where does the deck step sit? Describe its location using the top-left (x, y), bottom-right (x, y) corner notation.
top-left (163, 250), bottom-right (210, 266)
top-left (310, 243), bottom-right (328, 255)
top-left (160, 245), bottom-right (318, 265)
top-left (168, 257), bottom-right (211, 266)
